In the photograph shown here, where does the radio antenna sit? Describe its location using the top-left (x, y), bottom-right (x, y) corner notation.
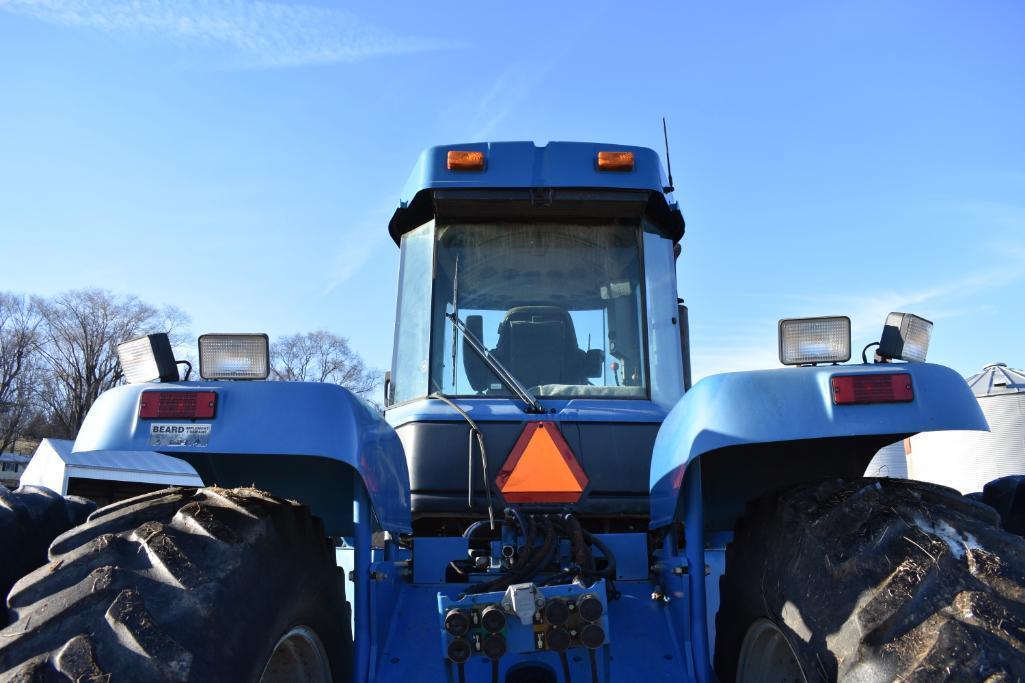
top-left (662, 117), bottom-right (675, 193)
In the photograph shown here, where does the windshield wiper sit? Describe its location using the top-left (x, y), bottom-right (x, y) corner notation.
top-left (446, 313), bottom-right (546, 414)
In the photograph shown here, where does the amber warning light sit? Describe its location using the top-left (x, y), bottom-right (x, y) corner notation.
top-left (447, 150), bottom-right (486, 171)
top-left (496, 422), bottom-right (588, 503)
top-left (597, 151), bottom-right (634, 171)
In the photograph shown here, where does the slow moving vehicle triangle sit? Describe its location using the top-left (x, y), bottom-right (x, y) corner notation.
top-left (496, 421), bottom-right (588, 503)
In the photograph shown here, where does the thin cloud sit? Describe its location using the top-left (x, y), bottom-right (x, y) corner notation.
top-left (467, 64), bottom-right (542, 141)
top-left (953, 200), bottom-right (1025, 232)
top-left (840, 261), bottom-right (1025, 341)
top-left (0, 0), bottom-right (446, 67)
top-left (690, 251), bottom-right (1025, 381)
top-left (691, 334), bottom-right (780, 379)
top-left (322, 207), bottom-right (393, 294)
top-left (462, 3), bottom-right (611, 141)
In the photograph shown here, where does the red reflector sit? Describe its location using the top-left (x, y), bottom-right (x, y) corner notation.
top-left (831, 374), bottom-right (913, 405)
top-left (139, 391), bottom-right (217, 419)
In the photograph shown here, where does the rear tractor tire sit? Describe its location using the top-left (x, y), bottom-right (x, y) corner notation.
top-left (0, 485), bottom-right (95, 628)
top-left (0, 486), bottom-right (351, 682)
top-left (979, 475), bottom-right (1025, 537)
top-left (715, 478), bottom-right (1025, 682)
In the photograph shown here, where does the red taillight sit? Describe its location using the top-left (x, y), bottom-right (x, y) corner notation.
top-left (831, 373), bottom-right (913, 405)
top-left (139, 391), bottom-right (217, 419)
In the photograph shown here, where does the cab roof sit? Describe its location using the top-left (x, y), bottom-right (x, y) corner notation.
top-left (389, 141), bottom-right (685, 243)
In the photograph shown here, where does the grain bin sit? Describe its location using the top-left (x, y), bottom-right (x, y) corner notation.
top-left (906, 363), bottom-right (1025, 493)
top-left (865, 438), bottom-right (909, 478)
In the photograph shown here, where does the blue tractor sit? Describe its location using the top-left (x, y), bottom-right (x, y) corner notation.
top-left (3, 142), bottom-right (1024, 682)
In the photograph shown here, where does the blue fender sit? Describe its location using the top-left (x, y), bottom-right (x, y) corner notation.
top-left (74, 381), bottom-right (412, 535)
top-left (649, 362), bottom-right (988, 529)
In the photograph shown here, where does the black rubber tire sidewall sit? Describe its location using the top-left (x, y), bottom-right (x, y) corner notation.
top-left (0, 485), bottom-right (94, 627)
top-left (0, 487), bottom-right (351, 683)
top-left (714, 477), bottom-right (1025, 682)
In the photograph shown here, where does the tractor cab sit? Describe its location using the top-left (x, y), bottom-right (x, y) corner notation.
top-left (383, 142), bottom-right (688, 529)
top-left (406, 220), bottom-right (646, 400)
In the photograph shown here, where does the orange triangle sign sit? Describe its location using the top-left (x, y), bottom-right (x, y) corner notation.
top-left (496, 422), bottom-right (588, 503)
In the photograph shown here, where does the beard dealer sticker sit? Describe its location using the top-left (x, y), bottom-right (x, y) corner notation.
top-left (149, 423), bottom-right (212, 447)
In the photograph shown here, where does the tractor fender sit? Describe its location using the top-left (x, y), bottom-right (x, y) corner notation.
top-left (649, 362), bottom-right (987, 529)
top-left (73, 381), bottom-right (411, 536)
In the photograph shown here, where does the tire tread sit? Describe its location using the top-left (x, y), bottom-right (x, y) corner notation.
top-left (715, 477), bottom-right (1025, 681)
top-left (0, 486), bottom-right (349, 683)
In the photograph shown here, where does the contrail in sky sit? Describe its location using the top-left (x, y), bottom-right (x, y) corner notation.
top-left (0, 0), bottom-right (446, 67)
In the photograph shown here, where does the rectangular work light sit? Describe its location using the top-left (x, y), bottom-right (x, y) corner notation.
top-left (778, 316), bottom-right (851, 366)
top-left (877, 312), bottom-right (933, 363)
top-left (198, 334), bottom-right (270, 380)
top-left (117, 333), bottom-right (180, 384)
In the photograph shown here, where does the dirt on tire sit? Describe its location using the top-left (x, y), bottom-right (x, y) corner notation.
top-left (0, 486), bottom-right (351, 682)
top-left (714, 477), bottom-right (1025, 681)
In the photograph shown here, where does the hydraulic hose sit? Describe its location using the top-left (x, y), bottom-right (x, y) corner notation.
top-left (563, 514), bottom-right (590, 571)
top-left (560, 651), bottom-right (573, 683)
top-left (459, 515), bottom-right (614, 596)
top-left (517, 514), bottom-right (537, 567)
top-left (462, 518), bottom-right (555, 596)
top-left (507, 507), bottom-right (528, 541)
top-left (463, 519), bottom-right (502, 539)
top-left (580, 528), bottom-right (617, 580)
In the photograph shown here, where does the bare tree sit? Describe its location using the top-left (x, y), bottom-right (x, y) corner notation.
top-left (0, 293), bottom-right (41, 453)
top-left (32, 290), bottom-right (190, 438)
top-left (271, 331), bottom-right (380, 399)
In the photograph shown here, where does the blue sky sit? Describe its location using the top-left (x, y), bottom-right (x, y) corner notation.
top-left (1, 1), bottom-right (1022, 382)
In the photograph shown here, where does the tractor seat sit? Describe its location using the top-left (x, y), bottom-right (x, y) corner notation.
top-left (492, 306), bottom-right (592, 389)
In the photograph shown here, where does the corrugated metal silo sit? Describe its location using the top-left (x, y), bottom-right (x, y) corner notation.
top-left (865, 439), bottom-right (909, 478)
top-left (907, 363), bottom-right (1025, 493)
